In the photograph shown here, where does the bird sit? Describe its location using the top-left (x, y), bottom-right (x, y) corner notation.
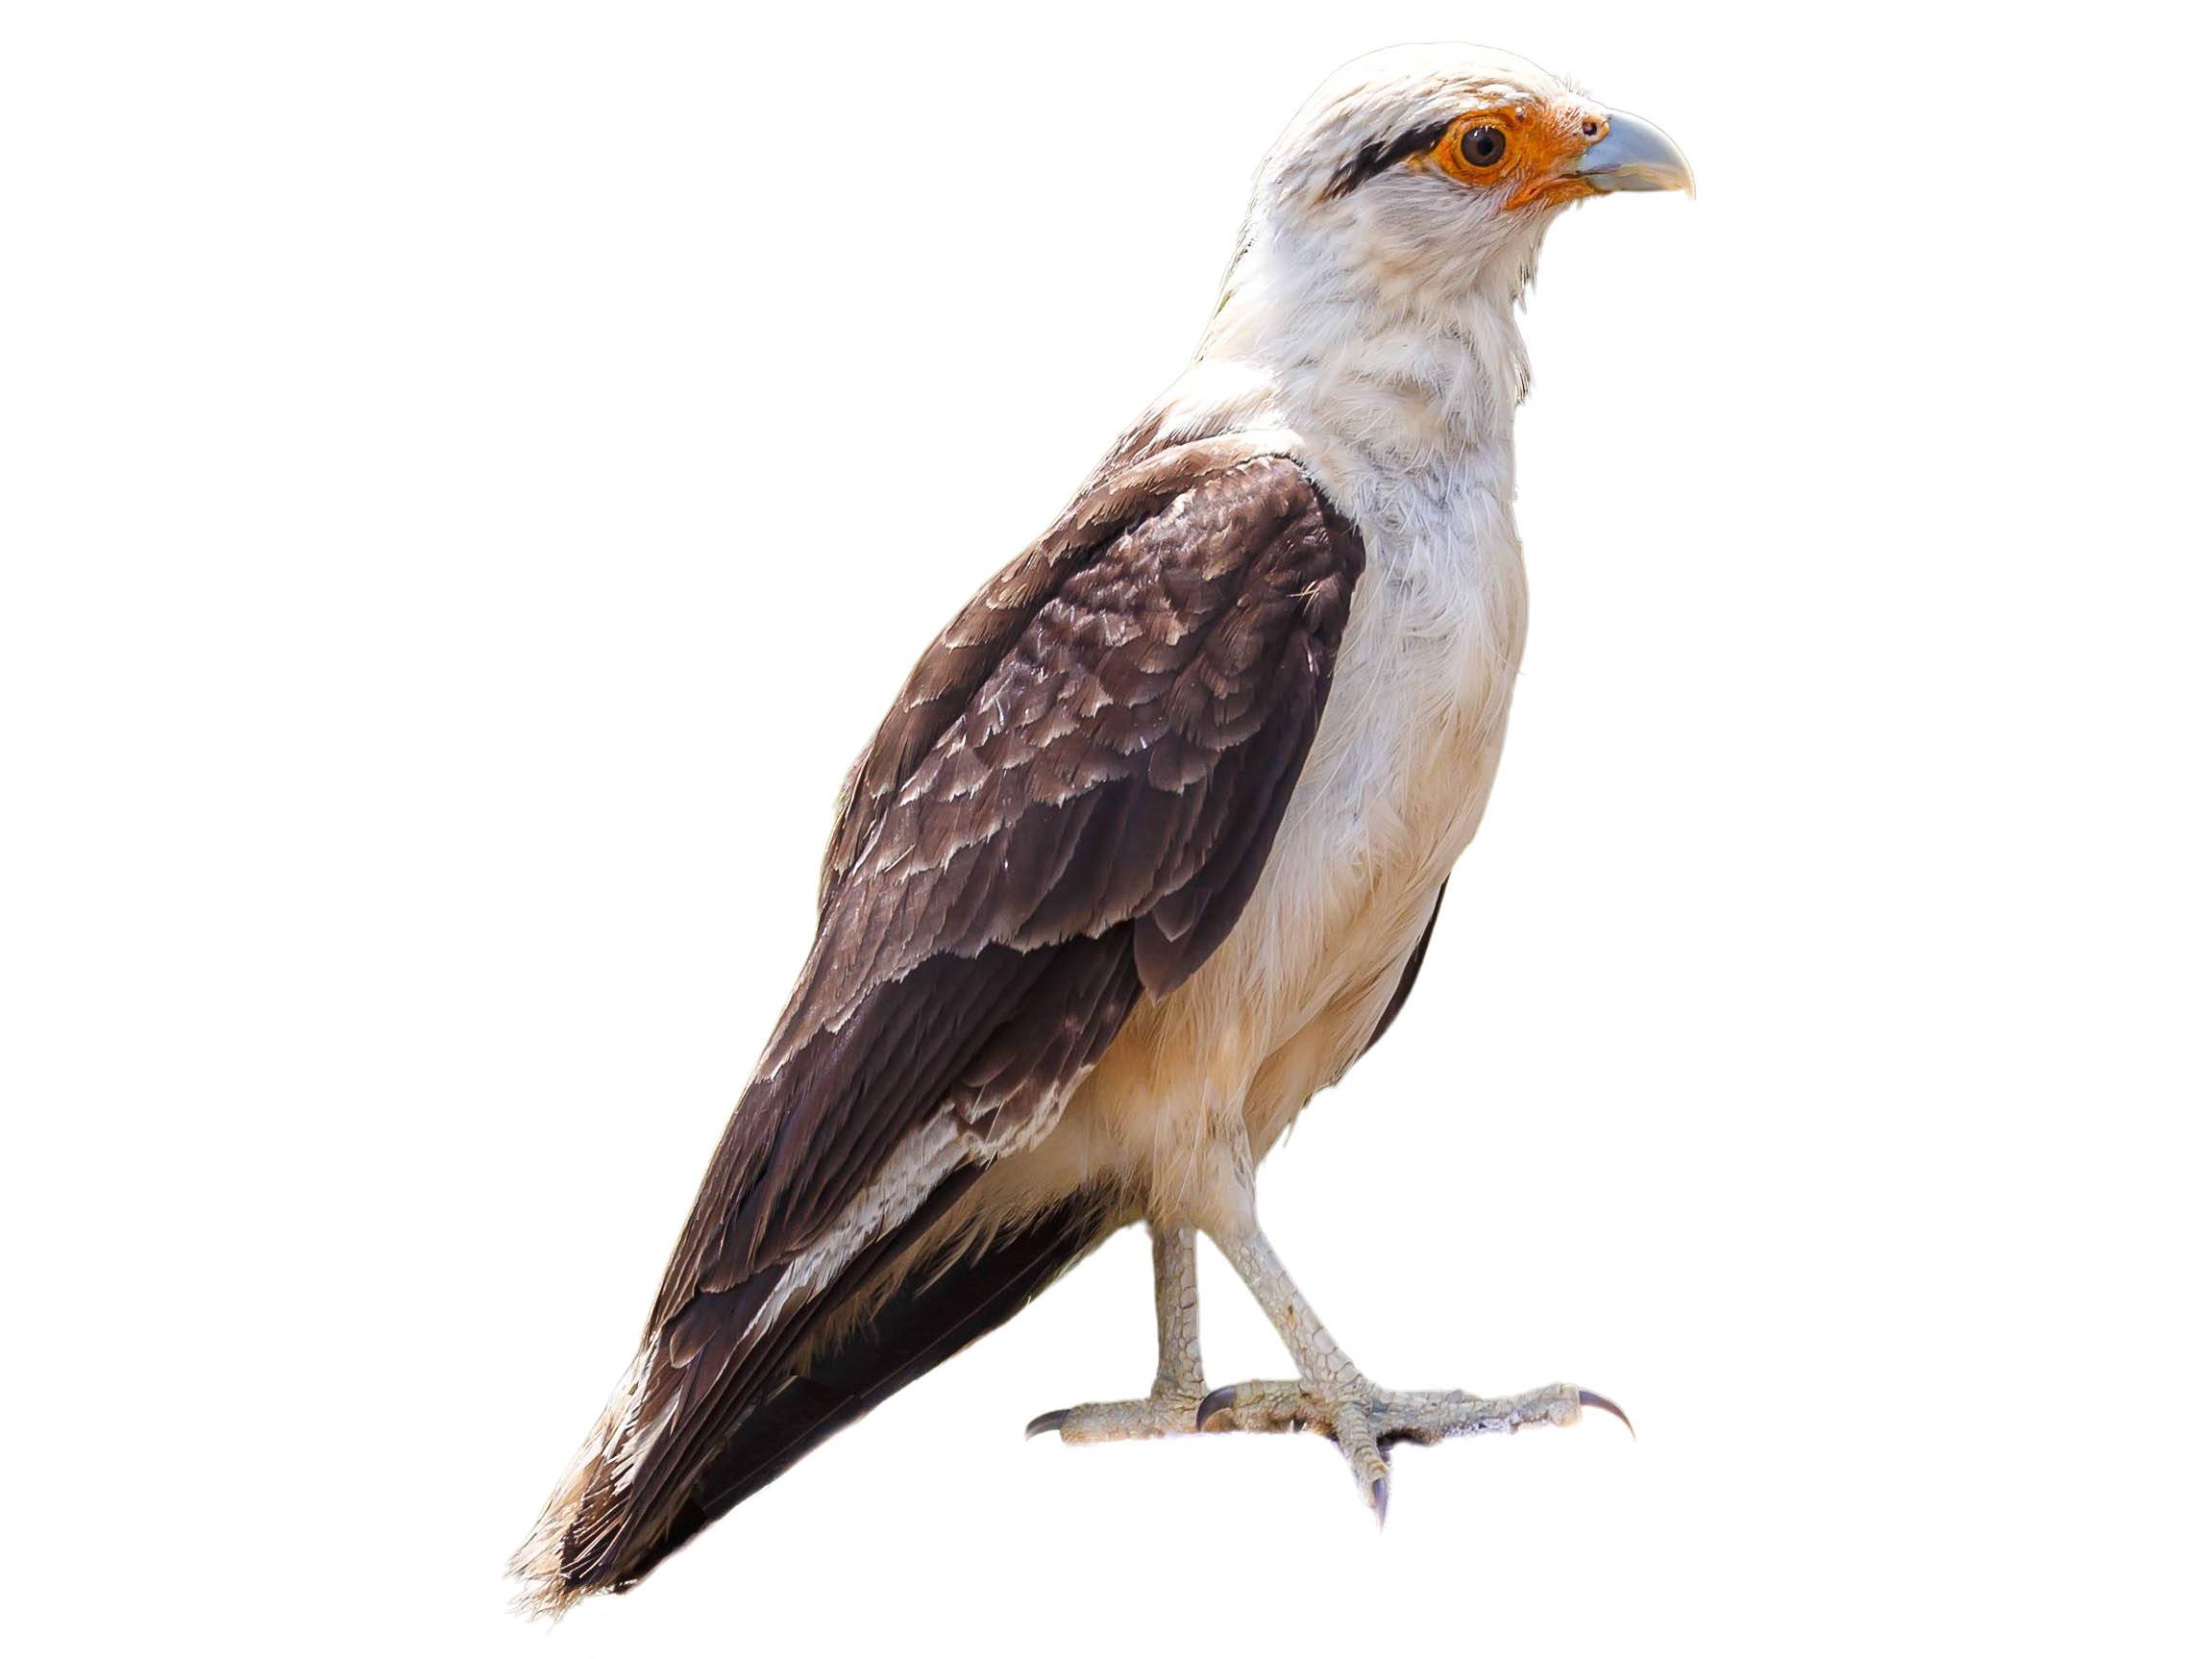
top-left (513, 41), bottom-right (1690, 1615)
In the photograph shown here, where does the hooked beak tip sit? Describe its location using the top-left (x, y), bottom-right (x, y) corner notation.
top-left (1571, 110), bottom-right (1694, 198)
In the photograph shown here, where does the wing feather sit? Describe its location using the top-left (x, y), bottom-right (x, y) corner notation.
top-left (664, 448), bottom-right (1360, 1309)
top-left (528, 442), bottom-right (1364, 1601)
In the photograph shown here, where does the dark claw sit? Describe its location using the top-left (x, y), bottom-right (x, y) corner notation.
top-left (1195, 1384), bottom-right (1240, 1430)
top-left (1024, 1409), bottom-right (1069, 1440)
top-left (1578, 1388), bottom-right (1635, 1438)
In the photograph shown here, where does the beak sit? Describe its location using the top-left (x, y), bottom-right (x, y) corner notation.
top-left (1571, 110), bottom-right (1694, 196)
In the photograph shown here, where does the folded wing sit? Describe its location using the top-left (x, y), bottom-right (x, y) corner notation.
top-left (516, 442), bottom-right (1364, 1606)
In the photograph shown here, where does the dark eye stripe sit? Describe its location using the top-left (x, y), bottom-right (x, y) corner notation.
top-left (1323, 119), bottom-right (1453, 200)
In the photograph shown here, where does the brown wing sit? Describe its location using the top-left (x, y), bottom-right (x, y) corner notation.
top-left (534, 443), bottom-right (1363, 1597)
top-left (659, 446), bottom-right (1363, 1315)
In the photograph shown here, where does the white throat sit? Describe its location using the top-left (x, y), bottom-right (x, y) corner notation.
top-left (1123, 210), bottom-right (1547, 564)
top-left (1223, 210), bottom-right (1536, 457)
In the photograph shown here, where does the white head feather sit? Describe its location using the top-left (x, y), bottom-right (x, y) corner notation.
top-left (1157, 44), bottom-right (1677, 480)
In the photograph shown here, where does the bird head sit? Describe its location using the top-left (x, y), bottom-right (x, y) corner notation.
top-left (1211, 45), bottom-right (1690, 340)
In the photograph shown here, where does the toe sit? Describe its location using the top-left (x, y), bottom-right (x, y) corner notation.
top-left (1330, 1399), bottom-right (1391, 1521)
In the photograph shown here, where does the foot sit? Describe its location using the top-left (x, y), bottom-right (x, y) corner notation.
top-left (1191, 1378), bottom-right (1631, 1520)
top-left (1026, 1386), bottom-right (1209, 1444)
top-left (1029, 1225), bottom-right (1211, 1446)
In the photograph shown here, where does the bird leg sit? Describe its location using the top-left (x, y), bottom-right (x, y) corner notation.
top-left (1025, 1217), bottom-right (1627, 1515)
top-left (1192, 1223), bottom-right (1628, 1520)
top-left (1024, 1224), bottom-right (1208, 1442)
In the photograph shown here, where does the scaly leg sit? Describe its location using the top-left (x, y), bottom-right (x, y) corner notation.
top-left (1025, 1224), bottom-right (1208, 1442)
top-left (1193, 1221), bottom-right (1629, 1520)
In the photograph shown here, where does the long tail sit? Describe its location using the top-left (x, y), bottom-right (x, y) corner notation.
top-left (510, 1191), bottom-right (1112, 1615)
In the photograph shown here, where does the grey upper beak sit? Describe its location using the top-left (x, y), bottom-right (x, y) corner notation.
top-left (1572, 110), bottom-right (1694, 195)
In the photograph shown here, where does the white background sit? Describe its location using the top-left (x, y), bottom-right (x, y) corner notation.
top-left (4, 3), bottom-right (2205, 1654)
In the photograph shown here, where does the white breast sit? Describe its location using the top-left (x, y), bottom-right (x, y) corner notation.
top-left (1192, 453), bottom-right (1528, 1134)
top-left (974, 299), bottom-right (1537, 1227)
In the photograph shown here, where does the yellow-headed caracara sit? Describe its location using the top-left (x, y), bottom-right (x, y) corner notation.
top-left (516, 42), bottom-right (1691, 1613)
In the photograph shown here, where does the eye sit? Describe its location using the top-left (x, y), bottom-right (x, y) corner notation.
top-left (1459, 125), bottom-right (1508, 169)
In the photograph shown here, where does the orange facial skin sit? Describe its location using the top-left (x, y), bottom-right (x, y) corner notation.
top-left (1414, 103), bottom-right (1610, 211)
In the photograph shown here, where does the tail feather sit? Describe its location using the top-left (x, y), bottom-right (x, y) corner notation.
top-left (510, 1190), bottom-right (1113, 1614)
top-left (646, 1191), bottom-right (1112, 1561)
top-left (508, 1340), bottom-right (661, 1618)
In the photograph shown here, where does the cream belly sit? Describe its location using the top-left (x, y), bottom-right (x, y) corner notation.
top-left (973, 515), bottom-right (1530, 1237)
